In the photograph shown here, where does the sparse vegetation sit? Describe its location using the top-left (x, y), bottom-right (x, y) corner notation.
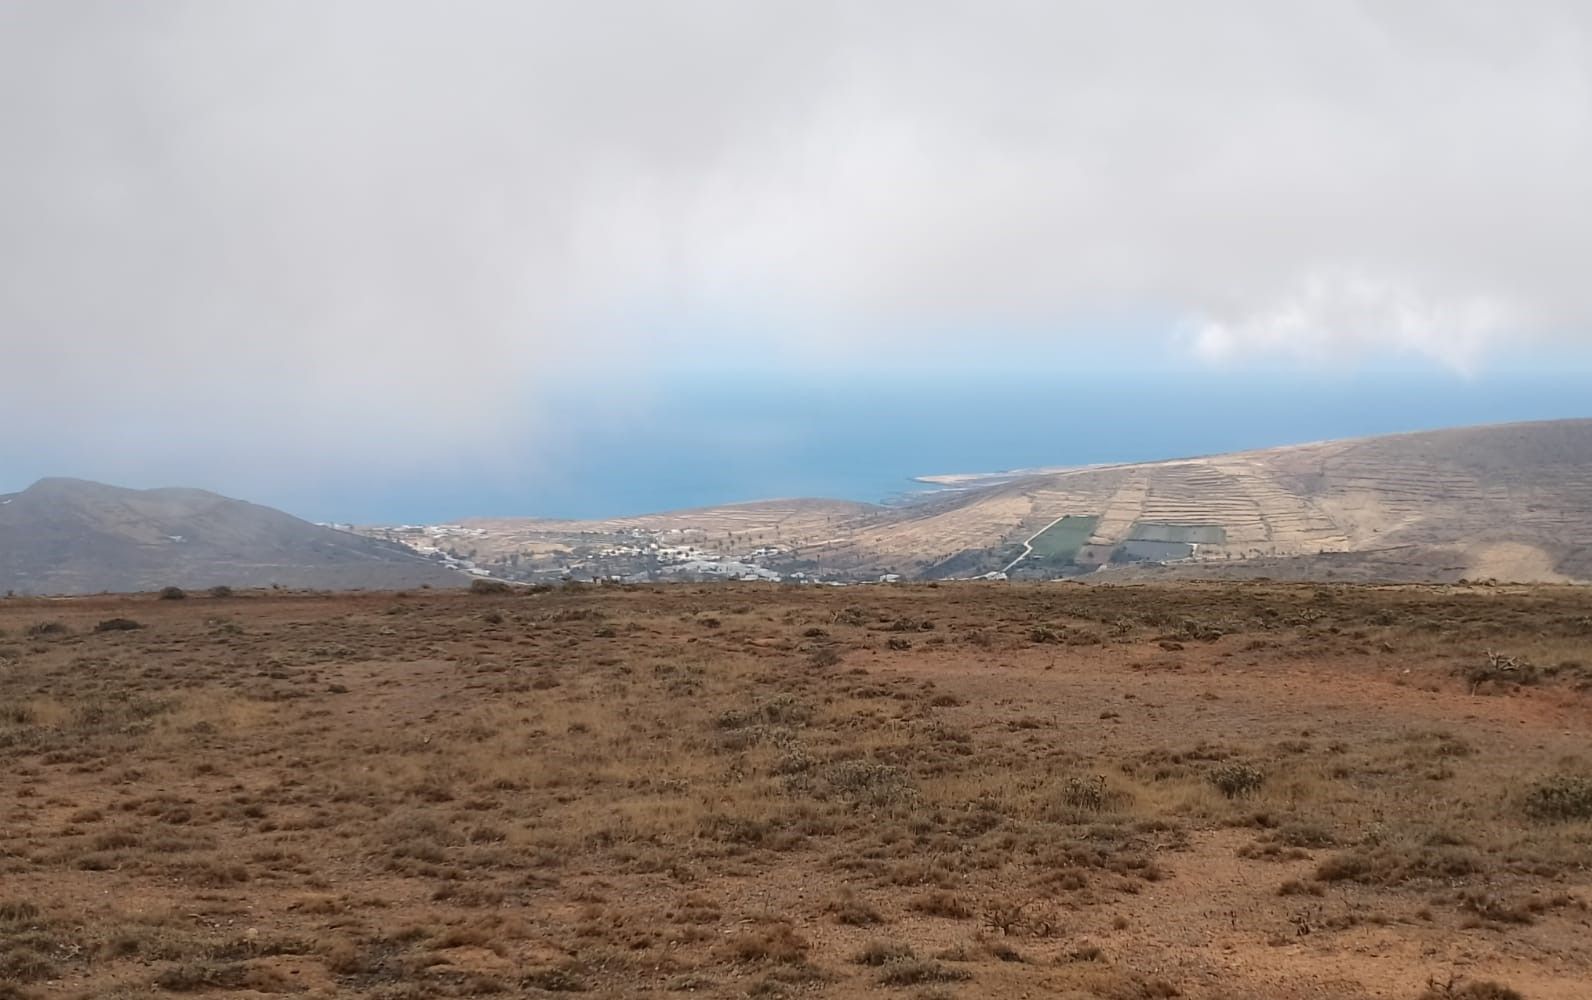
top-left (1208, 762), bottom-right (1265, 798)
top-left (1521, 774), bottom-right (1592, 822)
top-left (1417, 976), bottom-right (1524, 1000)
top-left (1, 582), bottom-right (1589, 996)
top-left (909, 891), bottom-right (973, 919)
top-left (1457, 649), bottom-right (1538, 694)
top-left (1054, 773), bottom-right (1131, 817)
top-left (825, 890), bottom-right (885, 926)
top-left (93, 617), bottom-right (143, 632)
top-left (875, 958), bottom-right (971, 986)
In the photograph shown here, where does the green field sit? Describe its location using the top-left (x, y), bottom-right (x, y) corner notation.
top-left (1027, 514), bottom-right (1100, 562)
top-left (1127, 522), bottom-right (1227, 545)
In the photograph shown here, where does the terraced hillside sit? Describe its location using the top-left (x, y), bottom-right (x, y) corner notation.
top-left (850, 419), bottom-right (1592, 582)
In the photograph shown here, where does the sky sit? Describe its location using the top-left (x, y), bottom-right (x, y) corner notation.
top-left (2, 2), bottom-right (1590, 521)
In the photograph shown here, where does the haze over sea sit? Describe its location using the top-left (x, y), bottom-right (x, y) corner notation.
top-left (7, 366), bottom-right (1586, 527)
top-left (308, 369), bottom-right (1589, 525)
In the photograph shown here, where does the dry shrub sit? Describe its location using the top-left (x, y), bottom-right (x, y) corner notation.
top-left (318, 937), bottom-right (367, 976)
top-left (809, 646), bottom-right (842, 668)
top-left (718, 924), bottom-right (809, 965)
top-left (0, 901), bottom-right (41, 922)
top-left (519, 965), bottom-right (589, 992)
top-left (1054, 774), bottom-right (1131, 816)
top-left (981, 899), bottom-right (1060, 938)
top-left (825, 890), bottom-right (885, 926)
top-left (94, 617), bottom-right (144, 632)
top-left (877, 959), bottom-right (971, 986)
top-left (1521, 775), bottom-right (1592, 822)
top-left (909, 891), bottom-right (973, 919)
top-left (1274, 821), bottom-right (1335, 848)
top-left (1456, 650), bottom-right (1537, 694)
top-left (1417, 976), bottom-right (1524, 1000)
top-left (1101, 974), bottom-right (1183, 999)
top-left (1315, 842), bottom-right (1481, 886)
top-left (0, 949), bottom-right (56, 985)
top-left (1208, 763), bottom-right (1265, 798)
top-left (826, 760), bottom-right (916, 808)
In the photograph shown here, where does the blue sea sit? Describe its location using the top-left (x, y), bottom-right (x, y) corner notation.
top-left (316, 370), bottom-right (1590, 524)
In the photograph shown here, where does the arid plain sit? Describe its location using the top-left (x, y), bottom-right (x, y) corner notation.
top-left (3, 582), bottom-right (1591, 999)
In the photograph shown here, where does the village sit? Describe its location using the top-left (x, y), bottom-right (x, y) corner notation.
top-left (360, 522), bottom-right (810, 583)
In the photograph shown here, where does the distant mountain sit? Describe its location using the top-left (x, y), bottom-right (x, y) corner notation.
top-left (375, 419), bottom-right (1592, 585)
top-left (0, 478), bottom-right (465, 595)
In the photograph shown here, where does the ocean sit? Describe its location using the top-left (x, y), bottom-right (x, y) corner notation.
top-left (327, 370), bottom-right (1591, 524)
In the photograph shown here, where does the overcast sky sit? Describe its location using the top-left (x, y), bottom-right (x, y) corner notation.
top-left (3, 2), bottom-right (1590, 513)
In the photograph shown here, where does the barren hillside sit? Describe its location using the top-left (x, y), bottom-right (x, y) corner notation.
top-left (3, 582), bottom-right (1591, 998)
top-left (0, 478), bottom-right (465, 595)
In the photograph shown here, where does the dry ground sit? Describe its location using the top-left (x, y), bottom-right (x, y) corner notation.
top-left (3, 582), bottom-right (1592, 1000)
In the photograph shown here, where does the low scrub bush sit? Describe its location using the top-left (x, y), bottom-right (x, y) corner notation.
top-left (876, 959), bottom-right (970, 986)
top-left (1521, 775), bottom-right (1592, 822)
top-left (909, 891), bottom-right (973, 919)
top-left (1209, 763), bottom-right (1265, 798)
top-left (1456, 650), bottom-right (1537, 694)
top-left (1051, 774), bottom-right (1131, 819)
top-left (825, 891), bottom-right (884, 926)
top-left (826, 760), bottom-right (917, 808)
top-left (1417, 976), bottom-right (1523, 1000)
top-left (94, 618), bottom-right (144, 632)
top-left (1315, 842), bottom-right (1481, 885)
top-left (717, 924), bottom-right (809, 964)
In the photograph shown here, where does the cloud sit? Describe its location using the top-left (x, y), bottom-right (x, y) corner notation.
top-left (1, 0), bottom-right (1589, 478)
top-left (644, 2), bottom-right (1592, 372)
top-left (1188, 272), bottom-right (1515, 374)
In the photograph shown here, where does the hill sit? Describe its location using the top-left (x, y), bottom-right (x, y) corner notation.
top-left (383, 419), bottom-right (1592, 584)
top-left (0, 478), bottom-right (465, 595)
top-left (822, 418), bottom-right (1592, 582)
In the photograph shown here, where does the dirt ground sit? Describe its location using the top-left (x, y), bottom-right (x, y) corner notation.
top-left (3, 581), bottom-right (1591, 999)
